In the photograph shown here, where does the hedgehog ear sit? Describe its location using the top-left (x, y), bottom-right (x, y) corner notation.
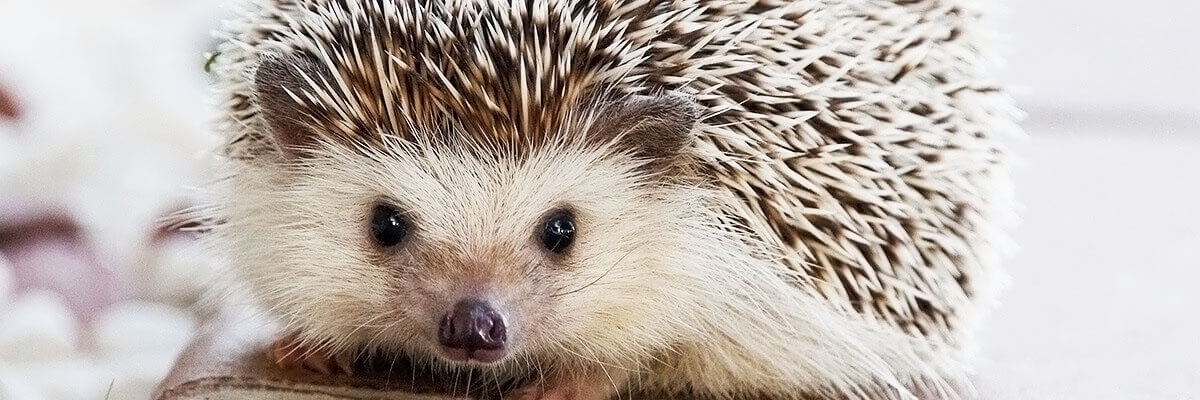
top-left (590, 94), bottom-right (703, 168)
top-left (253, 54), bottom-right (329, 159)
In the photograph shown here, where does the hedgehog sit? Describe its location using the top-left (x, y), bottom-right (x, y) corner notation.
top-left (204, 0), bottom-right (1019, 398)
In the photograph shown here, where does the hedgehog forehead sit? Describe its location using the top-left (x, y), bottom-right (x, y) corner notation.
top-left (272, 0), bottom-right (647, 150)
top-left (333, 140), bottom-right (636, 242)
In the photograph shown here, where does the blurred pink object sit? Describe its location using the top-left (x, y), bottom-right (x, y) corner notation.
top-left (0, 85), bottom-right (19, 121)
top-left (0, 199), bottom-right (127, 320)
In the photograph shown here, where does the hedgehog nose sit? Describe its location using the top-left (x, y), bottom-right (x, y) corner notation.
top-left (437, 299), bottom-right (508, 363)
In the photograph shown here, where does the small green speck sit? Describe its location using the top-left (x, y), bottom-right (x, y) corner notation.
top-left (204, 51), bottom-right (221, 73)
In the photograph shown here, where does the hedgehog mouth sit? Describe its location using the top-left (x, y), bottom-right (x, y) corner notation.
top-left (437, 345), bottom-right (507, 364)
top-left (345, 345), bottom-right (529, 397)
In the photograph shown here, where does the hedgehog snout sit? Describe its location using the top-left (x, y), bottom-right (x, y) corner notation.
top-left (436, 298), bottom-right (509, 364)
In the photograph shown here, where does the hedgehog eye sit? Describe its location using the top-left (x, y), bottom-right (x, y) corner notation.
top-left (540, 210), bottom-right (576, 254)
top-left (370, 204), bottom-right (408, 247)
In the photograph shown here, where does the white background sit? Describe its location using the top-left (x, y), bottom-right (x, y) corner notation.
top-left (979, 1), bottom-right (1199, 398)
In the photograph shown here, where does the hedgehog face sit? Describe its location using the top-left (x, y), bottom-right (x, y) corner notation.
top-left (232, 76), bottom-right (715, 371)
top-left (230, 136), bottom-right (713, 369)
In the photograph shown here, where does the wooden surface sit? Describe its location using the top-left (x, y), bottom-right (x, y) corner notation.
top-left (154, 309), bottom-right (475, 400)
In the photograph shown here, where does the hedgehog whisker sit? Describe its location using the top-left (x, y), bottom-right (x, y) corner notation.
top-left (549, 250), bottom-right (626, 298)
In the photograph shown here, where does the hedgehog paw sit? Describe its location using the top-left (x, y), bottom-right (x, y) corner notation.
top-left (267, 333), bottom-right (355, 375)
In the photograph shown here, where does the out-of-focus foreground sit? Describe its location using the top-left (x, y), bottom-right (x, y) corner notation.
top-left (0, 0), bottom-right (225, 398)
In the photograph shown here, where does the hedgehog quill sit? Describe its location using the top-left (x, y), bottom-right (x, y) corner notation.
top-left (205, 0), bottom-right (1020, 398)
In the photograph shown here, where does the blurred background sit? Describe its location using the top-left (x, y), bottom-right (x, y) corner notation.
top-left (978, 1), bottom-right (1200, 399)
top-left (0, 0), bottom-right (1195, 399)
top-left (0, 0), bottom-right (225, 398)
